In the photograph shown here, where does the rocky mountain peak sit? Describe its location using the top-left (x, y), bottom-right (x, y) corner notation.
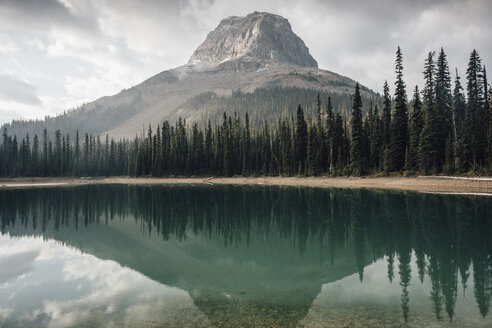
top-left (188, 12), bottom-right (318, 68)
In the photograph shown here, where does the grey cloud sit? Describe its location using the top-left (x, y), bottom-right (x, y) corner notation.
top-left (0, 74), bottom-right (42, 105)
top-left (0, 0), bottom-right (100, 36)
top-left (0, 250), bottom-right (38, 283)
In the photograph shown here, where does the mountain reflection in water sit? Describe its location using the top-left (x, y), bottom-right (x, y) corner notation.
top-left (0, 184), bottom-right (491, 327)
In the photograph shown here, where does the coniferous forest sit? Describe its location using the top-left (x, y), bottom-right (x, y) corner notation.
top-left (1, 47), bottom-right (491, 178)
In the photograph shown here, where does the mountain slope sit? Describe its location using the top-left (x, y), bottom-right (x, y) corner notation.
top-left (4, 12), bottom-right (376, 139)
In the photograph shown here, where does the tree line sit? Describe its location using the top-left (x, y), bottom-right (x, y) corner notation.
top-left (0, 47), bottom-right (491, 177)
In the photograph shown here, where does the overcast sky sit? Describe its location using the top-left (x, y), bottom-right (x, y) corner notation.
top-left (0, 0), bottom-right (491, 124)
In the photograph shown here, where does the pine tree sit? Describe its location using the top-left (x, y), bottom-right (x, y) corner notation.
top-left (47, 140), bottom-right (53, 175)
top-left (232, 113), bottom-right (242, 175)
top-left (453, 69), bottom-right (466, 137)
top-left (65, 134), bottom-right (71, 174)
top-left (162, 121), bottom-right (171, 174)
top-left (261, 122), bottom-right (272, 175)
top-left (483, 66), bottom-right (489, 138)
top-left (419, 51), bottom-right (440, 174)
top-left (307, 123), bottom-right (318, 175)
top-left (350, 83), bottom-right (364, 175)
top-left (104, 134), bottom-right (110, 176)
top-left (42, 128), bottom-right (49, 176)
top-left (154, 124), bottom-right (162, 176)
top-left (279, 118), bottom-right (293, 175)
top-left (295, 104), bottom-right (308, 174)
top-left (463, 49), bottom-right (485, 169)
top-left (11, 136), bottom-right (18, 176)
top-left (0, 128), bottom-right (6, 176)
top-left (435, 48), bottom-right (453, 169)
top-left (382, 80), bottom-right (392, 149)
top-left (222, 113), bottom-right (233, 176)
top-left (242, 112), bottom-right (251, 175)
top-left (452, 69), bottom-right (466, 171)
top-left (370, 103), bottom-right (383, 170)
top-left (408, 86), bottom-right (423, 172)
top-left (482, 67), bottom-right (490, 171)
top-left (487, 84), bottom-right (492, 171)
top-left (333, 113), bottom-right (344, 174)
top-left (389, 47), bottom-right (409, 172)
top-left (326, 97), bottom-right (335, 173)
top-left (32, 134), bottom-right (39, 176)
top-left (205, 120), bottom-right (213, 173)
top-left (317, 118), bottom-right (327, 172)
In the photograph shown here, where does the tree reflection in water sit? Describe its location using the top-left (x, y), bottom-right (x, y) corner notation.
top-left (0, 185), bottom-right (491, 325)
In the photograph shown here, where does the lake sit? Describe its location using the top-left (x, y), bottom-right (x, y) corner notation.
top-left (0, 184), bottom-right (491, 327)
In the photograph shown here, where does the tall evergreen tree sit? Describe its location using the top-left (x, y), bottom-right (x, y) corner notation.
top-left (42, 128), bottom-right (49, 176)
top-left (242, 112), bottom-right (252, 175)
top-left (483, 67), bottom-right (490, 170)
top-left (452, 69), bottom-right (466, 171)
top-left (419, 51), bottom-right (440, 174)
top-left (295, 104), bottom-right (308, 174)
top-left (204, 120), bottom-right (213, 173)
top-left (326, 96), bottom-right (336, 173)
top-left (453, 69), bottom-right (466, 137)
top-left (389, 47), bottom-right (409, 172)
top-left (487, 83), bottom-right (492, 171)
top-left (382, 80), bottom-right (392, 149)
top-left (307, 123), bottom-right (318, 175)
top-left (408, 86), bottom-right (423, 172)
top-left (369, 103), bottom-right (383, 170)
top-left (463, 49), bottom-right (485, 168)
top-left (350, 83), bottom-right (364, 175)
top-left (333, 113), bottom-right (344, 174)
top-left (31, 134), bottom-right (39, 176)
top-left (435, 48), bottom-right (453, 169)
top-left (483, 66), bottom-right (489, 138)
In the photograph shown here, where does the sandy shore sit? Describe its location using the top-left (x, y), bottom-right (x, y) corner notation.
top-left (0, 176), bottom-right (491, 194)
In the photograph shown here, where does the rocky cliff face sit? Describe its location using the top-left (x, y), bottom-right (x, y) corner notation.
top-left (188, 12), bottom-right (318, 68)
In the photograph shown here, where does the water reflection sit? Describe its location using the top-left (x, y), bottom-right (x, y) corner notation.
top-left (0, 185), bottom-right (491, 327)
top-left (0, 234), bottom-right (209, 328)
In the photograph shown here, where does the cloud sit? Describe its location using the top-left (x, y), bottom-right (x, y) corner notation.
top-left (0, 0), bottom-right (491, 124)
top-left (0, 234), bottom-right (208, 327)
top-left (0, 74), bottom-right (41, 105)
top-left (0, 250), bottom-right (38, 284)
top-left (0, 0), bottom-right (100, 36)
top-left (0, 32), bottom-right (18, 53)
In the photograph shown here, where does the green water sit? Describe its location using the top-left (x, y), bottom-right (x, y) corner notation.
top-left (0, 184), bottom-right (491, 327)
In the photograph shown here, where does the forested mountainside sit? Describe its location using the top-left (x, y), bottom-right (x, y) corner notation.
top-left (170, 87), bottom-right (375, 129)
top-left (3, 87), bottom-right (376, 140)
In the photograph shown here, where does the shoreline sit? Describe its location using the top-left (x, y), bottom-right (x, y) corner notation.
top-left (0, 176), bottom-right (492, 194)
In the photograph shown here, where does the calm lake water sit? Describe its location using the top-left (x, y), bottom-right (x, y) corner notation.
top-left (0, 184), bottom-right (491, 327)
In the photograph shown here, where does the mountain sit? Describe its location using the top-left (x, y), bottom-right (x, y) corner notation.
top-left (4, 12), bottom-right (376, 139)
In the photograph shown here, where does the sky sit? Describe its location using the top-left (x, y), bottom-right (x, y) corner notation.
top-left (0, 0), bottom-right (491, 124)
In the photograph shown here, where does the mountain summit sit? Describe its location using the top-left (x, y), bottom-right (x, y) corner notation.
top-left (5, 12), bottom-right (373, 139)
top-left (188, 12), bottom-right (318, 68)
